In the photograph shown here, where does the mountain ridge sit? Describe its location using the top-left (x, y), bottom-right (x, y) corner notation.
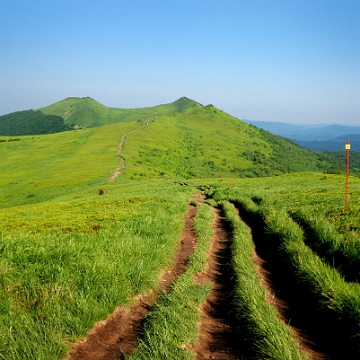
top-left (39, 96), bottom-right (202, 128)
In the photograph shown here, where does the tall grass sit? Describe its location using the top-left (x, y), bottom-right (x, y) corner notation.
top-left (212, 173), bottom-right (360, 236)
top-left (0, 184), bottom-right (193, 359)
top-left (220, 201), bottom-right (305, 359)
top-left (128, 203), bottom-right (214, 359)
top-left (235, 200), bottom-right (360, 356)
top-left (290, 210), bottom-right (360, 282)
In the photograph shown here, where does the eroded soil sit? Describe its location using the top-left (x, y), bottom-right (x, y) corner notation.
top-left (193, 208), bottom-right (244, 359)
top-left (236, 205), bottom-right (339, 360)
top-left (253, 253), bottom-right (329, 359)
top-left (65, 197), bottom-right (339, 360)
top-left (64, 203), bottom-right (197, 360)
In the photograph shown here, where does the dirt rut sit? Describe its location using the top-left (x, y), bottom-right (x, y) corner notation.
top-left (193, 208), bottom-right (244, 359)
top-left (65, 204), bottom-right (197, 360)
top-left (235, 205), bottom-right (338, 360)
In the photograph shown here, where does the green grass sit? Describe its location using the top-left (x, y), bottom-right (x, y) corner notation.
top-left (260, 205), bottom-right (360, 356)
top-left (2, 168), bottom-right (360, 358)
top-left (2, 95), bottom-right (360, 359)
top-left (290, 210), bottom-right (360, 282)
top-left (220, 201), bottom-right (305, 359)
top-left (128, 203), bottom-right (213, 359)
top-left (0, 182), bottom-right (194, 359)
top-left (220, 196), bottom-right (360, 356)
top-left (38, 96), bottom-right (344, 179)
top-left (39, 96), bottom-right (202, 128)
top-left (0, 121), bottom-right (138, 209)
top-left (207, 172), bottom-right (360, 236)
top-left (120, 106), bottom-right (340, 180)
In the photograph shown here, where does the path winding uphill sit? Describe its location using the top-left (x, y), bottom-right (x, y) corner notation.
top-left (108, 117), bottom-right (155, 183)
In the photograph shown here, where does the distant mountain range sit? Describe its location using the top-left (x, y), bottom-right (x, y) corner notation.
top-left (244, 120), bottom-right (360, 152)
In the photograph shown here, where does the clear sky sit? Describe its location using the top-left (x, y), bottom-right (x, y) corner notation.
top-left (0, 0), bottom-right (359, 124)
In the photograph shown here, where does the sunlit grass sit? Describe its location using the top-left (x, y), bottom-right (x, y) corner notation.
top-left (207, 172), bottom-right (360, 237)
top-left (129, 203), bottom-right (214, 359)
top-left (0, 182), bottom-right (193, 359)
top-left (0, 122), bottom-right (138, 209)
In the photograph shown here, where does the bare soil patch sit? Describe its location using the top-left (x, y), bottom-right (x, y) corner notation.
top-left (64, 203), bottom-right (197, 360)
top-left (193, 208), bottom-right (244, 359)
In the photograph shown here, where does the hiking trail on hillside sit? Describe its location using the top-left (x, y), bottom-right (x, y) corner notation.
top-left (108, 117), bottom-right (156, 183)
top-left (64, 202), bottom-right (197, 360)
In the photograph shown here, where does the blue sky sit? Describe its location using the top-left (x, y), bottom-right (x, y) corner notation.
top-left (0, 0), bottom-right (359, 124)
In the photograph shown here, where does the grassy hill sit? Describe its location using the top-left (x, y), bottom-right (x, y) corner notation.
top-left (0, 99), bottom-right (344, 209)
top-left (39, 96), bottom-right (202, 128)
top-left (118, 105), bottom-right (342, 179)
top-left (1, 97), bottom-right (360, 359)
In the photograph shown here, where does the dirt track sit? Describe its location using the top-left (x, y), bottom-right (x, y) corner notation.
top-left (194, 204), bottom-right (335, 359)
top-left (64, 203), bottom-right (197, 360)
top-left (193, 208), bottom-right (243, 359)
top-left (108, 117), bottom-right (154, 183)
top-left (64, 199), bottom-right (339, 359)
top-left (235, 204), bottom-right (338, 360)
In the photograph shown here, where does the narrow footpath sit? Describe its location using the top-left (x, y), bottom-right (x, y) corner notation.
top-left (108, 117), bottom-right (155, 183)
top-left (64, 203), bottom-right (197, 360)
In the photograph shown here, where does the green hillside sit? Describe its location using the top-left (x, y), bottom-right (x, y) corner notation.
top-left (0, 121), bottom-right (137, 209)
top-left (118, 104), bottom-right (342, 179)
top-left (1, 97), bottom-right (358, 360)
top-left (0, 98), bottom-right (343, 210)
top-left (39, 96), bottom-right (202, 128)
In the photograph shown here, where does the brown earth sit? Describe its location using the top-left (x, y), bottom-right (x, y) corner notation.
top-left (64, 196), bottom-right (335, 359)
top-left (64, 203), bottom-right (197, 360)
top-left (193, 204), bottom-right (333, 359)
top-left (193, 208), bottom-right (244, 359)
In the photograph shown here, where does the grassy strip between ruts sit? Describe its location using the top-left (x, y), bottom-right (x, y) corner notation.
top-left (0, 185), bottom-right (191, 360)
top-left (220, 201), bottom-right (305, 359)
top-left (233, 197), bottom-right (360, 357)
top-left (290, 210), bottom-right (360, 283)
top-left (127, 202), bottom-right (214, 359)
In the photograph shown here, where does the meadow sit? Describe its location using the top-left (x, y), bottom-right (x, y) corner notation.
top-left (1, 99), bottom-right (360, 358)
